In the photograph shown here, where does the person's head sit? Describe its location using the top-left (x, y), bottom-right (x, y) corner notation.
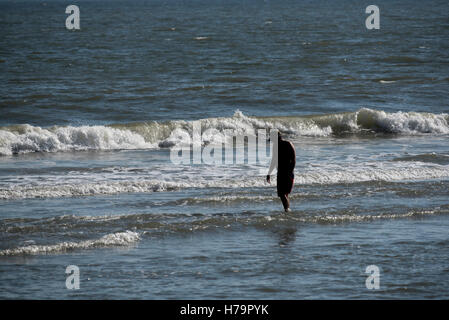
top-left (278, 131), bottom-right (283, 141)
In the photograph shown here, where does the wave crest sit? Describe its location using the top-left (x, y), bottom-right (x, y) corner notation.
top-left (0, 124), bottom-right (156, 156)
top-left (0, 231), bottom-right (140, 256)
top-left (1, 108), bottom-right (448, 156)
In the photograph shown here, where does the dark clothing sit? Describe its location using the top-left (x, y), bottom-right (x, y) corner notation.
top-left (277, 172), bottom-right (294, 196)
top-left (277, 140), bottom-right (296, 175)
top-left (267, 137), bottom-right (296, 198)
top-left (276, 139), bottom-right (295, 195)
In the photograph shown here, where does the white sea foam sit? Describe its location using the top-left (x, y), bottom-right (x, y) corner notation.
top-left (379, 80), bottom-right (396, 84)
top-left (0, 231), bottom-right (140, 256)
top-left (356, 108), bottom-right (449, 134)
top-left (296, 163), bottom-right (449, 185)
top-left (1, 109), bottom-right (448, 156)
top-left (289, 209), bottom-right (439, 224)
top-left (1, 162), bottom-right (448, 200)
top-left (0, 124), bottom-right (156, 156)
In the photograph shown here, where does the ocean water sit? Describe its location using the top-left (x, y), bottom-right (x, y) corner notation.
top-left (1, 0), bottom-right (449, 299)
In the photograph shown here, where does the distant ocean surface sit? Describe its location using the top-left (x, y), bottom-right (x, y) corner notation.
top-left (1, 0), bottom-right (448, 299)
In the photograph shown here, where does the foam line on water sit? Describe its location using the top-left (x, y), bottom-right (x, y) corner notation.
top-left (0, 231), bottom-right (140, 256)
top-left (1, 163), bottom-right (448, 200)
top-left (1, 108), bottom-right (448, 156)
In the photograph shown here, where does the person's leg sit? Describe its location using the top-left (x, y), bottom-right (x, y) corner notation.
top-left (279, 193), bottom-right (290, 211)
top-left (285, 194), bottom-right (291, 212)
top-left (277, 175), bottom-right (292, 212)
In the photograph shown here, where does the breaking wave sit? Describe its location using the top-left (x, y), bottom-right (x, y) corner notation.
top-left (1, 108), bottom-right (448, 156)
top-left (0, 124), bottom-right (156, 156)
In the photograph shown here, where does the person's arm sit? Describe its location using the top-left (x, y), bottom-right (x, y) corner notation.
top-left (266, 139), bottom-right (278, 183)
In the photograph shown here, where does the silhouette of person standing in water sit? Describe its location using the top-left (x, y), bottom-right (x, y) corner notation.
top-left (266, 131), bottom-right (296, 212)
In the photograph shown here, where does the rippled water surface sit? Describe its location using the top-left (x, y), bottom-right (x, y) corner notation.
top-left (1, 0), bottom-right (449, 299)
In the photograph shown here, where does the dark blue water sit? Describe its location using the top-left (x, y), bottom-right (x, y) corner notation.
top-left (1, 0), bottom-right (448, 126)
